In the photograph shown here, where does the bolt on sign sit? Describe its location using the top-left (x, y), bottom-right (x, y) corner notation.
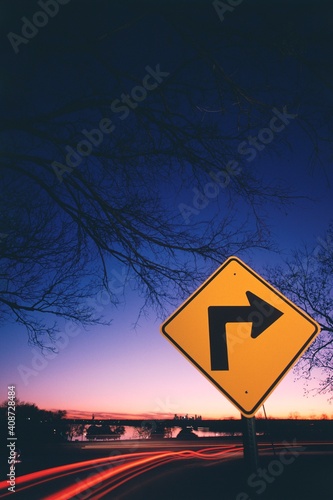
top-left (160, 257), bottom-right (320, 417)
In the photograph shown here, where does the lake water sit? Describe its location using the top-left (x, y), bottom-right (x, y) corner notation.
top-left (70, 425), bottom-right (240, 441)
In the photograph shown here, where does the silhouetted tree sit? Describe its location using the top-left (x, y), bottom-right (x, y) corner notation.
top-left (0, 401), bottom-right (68, 443)
top-left (267, 222), bottom-right (333, 397)
top-left (1, 1), bottom-right (331, 345)
top-left (133, 424), bottom-right (152, 439)
top-left (112, 425), bottom-right (126, 438)
top-left (68, 423), bottom-right (86, 441)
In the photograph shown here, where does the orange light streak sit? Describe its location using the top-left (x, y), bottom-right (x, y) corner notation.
top-left (0, 445), bottom-right (244, 500)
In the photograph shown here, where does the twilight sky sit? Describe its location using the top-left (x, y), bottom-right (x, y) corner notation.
top-left (1, 0), bottom-right (333, 420)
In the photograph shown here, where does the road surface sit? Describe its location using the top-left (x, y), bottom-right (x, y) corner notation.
top-left (0, 440), bottom-right (332, 499)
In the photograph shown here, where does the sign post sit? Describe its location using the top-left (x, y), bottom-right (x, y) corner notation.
top-left (241, 415), bottom-right (259, 473)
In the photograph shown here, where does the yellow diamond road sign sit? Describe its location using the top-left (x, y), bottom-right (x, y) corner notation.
top-left (160, 256), bottom-right (320, 417)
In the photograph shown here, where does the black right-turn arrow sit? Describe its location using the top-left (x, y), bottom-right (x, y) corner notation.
top-left (208, 291), bottom-right (283, 371)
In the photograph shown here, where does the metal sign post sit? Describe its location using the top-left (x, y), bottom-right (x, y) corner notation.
top-left (241, 414), bottom-right (259, 473)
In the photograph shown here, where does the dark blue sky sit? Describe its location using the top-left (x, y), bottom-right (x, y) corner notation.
top-left (1, 0), bottom-right (332, 418)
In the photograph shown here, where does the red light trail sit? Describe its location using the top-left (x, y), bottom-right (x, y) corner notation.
top-left (0, 445), bottom-right (243, 499)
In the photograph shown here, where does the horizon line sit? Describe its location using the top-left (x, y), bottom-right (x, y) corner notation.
top-left (47, 409), bottom-right (333, 421)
